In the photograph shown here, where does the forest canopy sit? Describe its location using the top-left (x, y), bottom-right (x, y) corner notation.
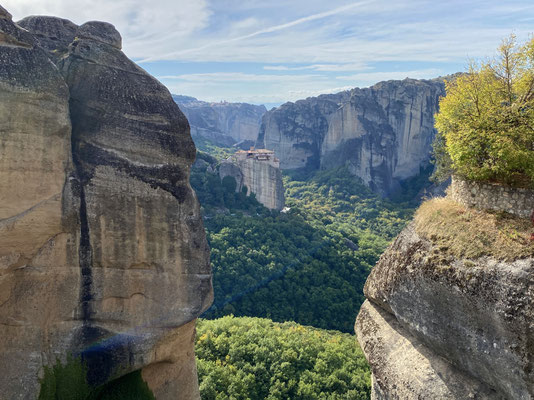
top-left (196, 316), bottom-right (371, 400)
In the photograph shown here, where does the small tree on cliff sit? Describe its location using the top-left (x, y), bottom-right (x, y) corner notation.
top-left (433, 35), bottom-right (534, 187)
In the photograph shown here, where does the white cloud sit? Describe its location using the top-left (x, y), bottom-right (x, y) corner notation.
top-left (159, 72), bottom-right (324, 83)
top-left (5, 0), bottom-right (533, 104)
top-left (4, 0), bottom-right (211, 58)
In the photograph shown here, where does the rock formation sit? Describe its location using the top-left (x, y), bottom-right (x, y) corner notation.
top-left (219, 149), bottom-right (285, 210)
top-left (174, 95), bottom-right (267, 147)
top-left (1, 8), bottom-right (212, 399)
top-left (355, 193), bottom-right (534, 399)
top-left (256, 79), bottom-right (445, 195)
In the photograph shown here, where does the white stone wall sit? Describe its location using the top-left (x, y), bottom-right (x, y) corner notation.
top-left (450, 176), bottom-right (534, 218)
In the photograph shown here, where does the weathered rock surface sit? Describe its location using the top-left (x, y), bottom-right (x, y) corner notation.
top-left (356, 221), bottom-right (533, 399)
top-left (219, 151), bottom-right (285, 210)
top-left (257, 79), bottom-right (445, 195)
top-left (1, 9), bottom-right (212, 399)
top-left (0, 12), bottom-right (77, 398)
top-left (16, 15), bottom-right (77, 61)
top-left (174, 95), bottom-right (267, 146)
top-left (356, 301), bottom-right (503, 400)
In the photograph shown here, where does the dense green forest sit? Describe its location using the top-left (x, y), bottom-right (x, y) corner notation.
top-left (196, 316), bottom-right (371, 400)
top-left (190, 149), bottom-right (416, 332)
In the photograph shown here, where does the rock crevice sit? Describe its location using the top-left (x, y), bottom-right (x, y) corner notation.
top-left (356, 201), bottom-right (534, 399)
top-left (1, 9), bottom-right (212, 399)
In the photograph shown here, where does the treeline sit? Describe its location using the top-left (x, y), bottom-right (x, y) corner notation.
top-left (196, 316), bottom-right (371, 400)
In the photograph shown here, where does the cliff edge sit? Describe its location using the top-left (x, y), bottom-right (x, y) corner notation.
top-left (355, 186), bottom-right (534, 399)
top-left (219, 148), bottom-right (285, 211)
top-left (257, 79), bottom-right (445, 196)
top-left (1, 9), bottom-right (212, 399)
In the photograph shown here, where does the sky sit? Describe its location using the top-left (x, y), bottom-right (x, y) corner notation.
top-left (5, 0), bottom-right (534, 107)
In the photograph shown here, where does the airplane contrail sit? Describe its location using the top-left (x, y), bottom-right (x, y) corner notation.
top-left (137, 1), bottom-right (374, 63)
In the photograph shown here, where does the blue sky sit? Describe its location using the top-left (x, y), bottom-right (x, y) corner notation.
top-left (6, 0), bottom-right (534, 106)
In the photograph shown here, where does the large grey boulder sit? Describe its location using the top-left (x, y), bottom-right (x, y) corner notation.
top-left (356, 214), bottom-right (534, 399)
top-left (16, 15), bottom-right (77, 61)
top-left (356, 301), bottom-right (503, 400)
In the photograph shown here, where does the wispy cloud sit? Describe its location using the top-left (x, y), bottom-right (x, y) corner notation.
top-left (137, 1), bottom-right (374, 63)
top-left (264, 63), bottom-right (370, 72)
top-left (5, 0), bottom-right (533, 104)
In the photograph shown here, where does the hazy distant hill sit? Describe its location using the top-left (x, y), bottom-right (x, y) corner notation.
top-left (173, 95), bottom-right (266, 147)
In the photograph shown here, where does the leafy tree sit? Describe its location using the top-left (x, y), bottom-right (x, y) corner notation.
top-left (199, 166), bottom-right (414, 332)
top-left (196, 316), bottom-right (371, 400)
top-left (434, 35), bottom-right (534, 187)
top-left (39, 356), bottom-right (154, 400)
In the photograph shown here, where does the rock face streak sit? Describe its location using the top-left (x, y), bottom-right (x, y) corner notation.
top-left (356, 221), bottom-right (533, 399)
top-left (257, 79), bottom-right (445, 195)
top-left (174, 95), bottom-right (267, 147)
top-left (219, 152), bottom-right (285, 211)
top-left (1, 9), bottom-right (212, 399)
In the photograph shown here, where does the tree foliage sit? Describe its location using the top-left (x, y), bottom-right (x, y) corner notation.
top-left (199, 166), bottom-right (414, 332)
top-left (196, 316), bottom-right (371, 400)
top-left (434, 35), bottom-right (534, 187)
top-left (39, 356), bottom-right (154, 400)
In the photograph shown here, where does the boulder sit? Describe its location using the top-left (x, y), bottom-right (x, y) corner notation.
top-left (356, 199), bottom-right (534, 399)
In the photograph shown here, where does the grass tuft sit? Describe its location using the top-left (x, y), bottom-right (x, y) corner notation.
top-left (414, 197), bottom-right (534, 261)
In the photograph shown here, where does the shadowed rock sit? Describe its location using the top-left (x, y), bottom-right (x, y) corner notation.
top-left (1, 5), bottom-right (212, 399)
top-left (17, 16), bottom-right (77, 59)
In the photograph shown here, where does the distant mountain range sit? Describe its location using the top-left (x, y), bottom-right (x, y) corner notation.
top-left (173, 95), bottom-right (266, 148)
top-left (176, 76), bottom-right (452, 196)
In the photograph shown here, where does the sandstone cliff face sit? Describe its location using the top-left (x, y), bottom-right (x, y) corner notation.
top-left (355, 198), bottom-right (534, 400)
top-left (1, 10), bottom-right (212, 399)
top-left (219, 157), bottom-right (285, 211)
top-left (174, 95), bottom-right (267, 147)
top-left (257, 79), bottom-right (445, 195)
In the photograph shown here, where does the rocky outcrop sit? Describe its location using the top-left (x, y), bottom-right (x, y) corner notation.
top-left (174, 95), bottom-right (267, 147)
top-left (355, 198), bottom-right (534, 399)
top-left (1, 9), bottom-right (212, 399)
top-left (257, 79), bottom-right (445, 195)
top-left (219, 150), bottom-right (285, 210)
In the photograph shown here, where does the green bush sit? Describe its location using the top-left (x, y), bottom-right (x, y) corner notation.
top-left (38, 356), bottom-right (154, 400)
top-left (196, 316), bottom-right (371, 400)
top-left (434, 35), bottom-right (534, 187)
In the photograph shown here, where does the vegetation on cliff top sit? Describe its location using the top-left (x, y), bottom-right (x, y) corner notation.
top-left (196, 316), bottom-right (371, 400)
top-left (415, 197), bottom-right (534, 261)
top-left (434, 35), bottom-right (534, 188)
